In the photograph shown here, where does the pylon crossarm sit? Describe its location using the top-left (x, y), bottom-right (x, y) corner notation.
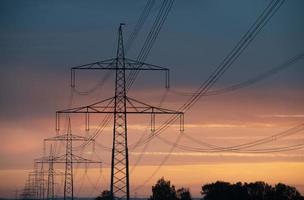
top-left (71, 58), bottom-right (168, 71)
top-left (44, 134), bottom-right (95, 142)
top-left (126, 97), bottom-right (183, 114)
top-left (36, 155), bottom-right (101, 164)
top-left (34, 156), bottom-right (48, 163)
top-left (34, 157), bottom-right (52, 163)
top-left (56, 97), bottom-right (115, 131)
top-left (71, 154), bottom-right (102, 164)
top-left (71, 58), bottom-right (170, 88)
top-left (125, 58), bottom-right (169, 71)
top-left (26, 169), bottom-right (63, 176)
top-left (56, 96), bottom-right (184, 132)
top-left (127, 97), bottom-right (185, 132)
top-left (58, 96), bottom-right (115, 113)
top-left (125, 58), bottom-right (170, 88)
top-left (57, 97), bottom-right (182, 114)
top-left (34, 155), bottom-right (65, 164)
top-left (71, 58), bottom-right (117, 87)
top-left (72, 58), bottom-right (117, 69)
top-left (55, 154), bottom-right (102, 164)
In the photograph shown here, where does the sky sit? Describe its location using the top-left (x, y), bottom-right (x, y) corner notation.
top-left (0, 0), bottom-right (304, 198)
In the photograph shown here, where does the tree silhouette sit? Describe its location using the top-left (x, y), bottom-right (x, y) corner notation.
top-left (246, 181), bottom-right (273, 199)
top-left (148, 177), bottom-right (178, 200)
top-left (274, 183), bottom-right (304, 200)
top-left (148, 177), bottom-right (193, 200)
top-left (95, 190), bottom-right (112, 200)
top-left (177, 187), bottom-right (192, 200)
top-left (201, 181), bottom-right (304, 200)
top-left (202, 181), bottom-right (233, 200)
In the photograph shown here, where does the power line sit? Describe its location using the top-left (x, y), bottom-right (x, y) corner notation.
top-left (129, 50), bottom-right (303, 151)
top-left (72, 70), bottom-right (114, 96)
top-left (125, 0), bottom-right (156, 52)
top-left (169, 53), bottom-right (304, 97)
top-left (126, 0), bottom-right (287, 188)
top-left (131, 0), bottom-right (286, 148)
top-left (130, 88), bottom-right (170, 174)
top-left (156, 123), bottom-right (304, 152)
top-left (133, 132), bottom-right (184, 192)
top-left (168, 141), bottom-right (304, 153)
top-left (131, 123), bottom-right (304, 192)
top-left (126, 0), bottom-right (175, 91)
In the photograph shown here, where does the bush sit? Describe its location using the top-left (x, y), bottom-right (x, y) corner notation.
top-left (201, 181), bottom-right (304, 200)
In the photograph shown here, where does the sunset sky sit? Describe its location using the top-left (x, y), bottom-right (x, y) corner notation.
top-left (0, 0), bottom-right (304, 198)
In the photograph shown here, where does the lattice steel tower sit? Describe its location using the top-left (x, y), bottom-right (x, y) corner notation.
top-left (47, 145), bottom-right (55, 200)
top-left (40, 119), bottom-right (100, 200)
top-left (111, 23), bottom-right (130, 200)
top-left (56, 24), bottom-right (184, 200)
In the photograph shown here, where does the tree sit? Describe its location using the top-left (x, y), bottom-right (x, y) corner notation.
top-left (201, 181), bottom-right (304, 200)
top-left (148, 177), bottom-right (178, 200)
top-left (202, 181), bottom-right (235, 200)
top-left (246, 181), bottom-right (274, 200)
top-left (177, 187), bottom-right (192, 200)
top-left (95, 190), bottom-right (112, 200)
top-left (274, 183), bottom-right (304, 200)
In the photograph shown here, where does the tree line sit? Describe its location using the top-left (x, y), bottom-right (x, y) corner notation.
top-left (96, 177), bottom-right (304, 200)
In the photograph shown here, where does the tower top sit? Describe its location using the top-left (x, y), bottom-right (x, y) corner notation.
top-left (116, 23), bottom-right (125, 60)
top-left (67, 117), bottom-right (72, 134)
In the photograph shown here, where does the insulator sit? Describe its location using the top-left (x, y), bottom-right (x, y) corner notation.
top-left (85, 112), bottom-right (90, 132)
top-left (55, 113), bottom-right (60, 132)
top-left (92, 142), bottom-right (96, 152)
top-left (165, 70), bottom-right (170, 88)
top-left (99, 163), bottom-right (103, 174)
top-left (43, 141), bottom-right (46, 156)
top-left (151, 110), bottom-right (155, 133)
top-left (71, 69), bottom-right (75, 88)
top-left (180, 114), bottom-right (184, 133)
top-left (85, 163), bottom-right (88, 174)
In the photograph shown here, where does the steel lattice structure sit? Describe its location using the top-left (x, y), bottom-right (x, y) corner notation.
top-left (56, 24), bottom-right (184, 200)
top-left (39, 119), bottom-right (101, 200)
top-left (33, 157), bottom-right (64, 200)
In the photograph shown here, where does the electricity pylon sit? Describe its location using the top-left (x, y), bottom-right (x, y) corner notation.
top-left (21, 174), bottom-right (35, 200)
top-left (56, 24), bottom-right (184, 200)
top-left (38, 119), bottom-right (101, 200)
top-left (31, 159), bottom-right (64, 200)
top-left (47, 145), bottom-right (55, 200)
top-left (21, 166), bottom-right (45, 200)
top-left (35, 145), bottom-right (63, 200)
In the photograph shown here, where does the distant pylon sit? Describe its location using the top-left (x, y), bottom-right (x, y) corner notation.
top-left (34, 156), bottom-right (65, 200)
top-left (64, 118), bottom-right (74, 200)
top-left (38, 162), bottom-right (46, 200)
top-left (47, 145), bottom-right (55, 200)
top-left (42, 118), bottom-right (101, 200)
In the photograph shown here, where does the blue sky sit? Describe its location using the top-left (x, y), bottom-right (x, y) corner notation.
top-left (1, 0), bottom-right (303, 121)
